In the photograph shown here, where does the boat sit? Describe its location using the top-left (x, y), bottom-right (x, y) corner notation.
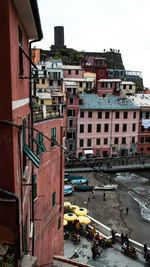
top-left (64, 189), bottom-right (73, 196)
top-left (66, 176), bottom-right (83, 181)
top-left (74, 185), bottom-right (93, 191)
top-left (94, 184), bottom-right (118, 190)
top-left (71, 179), bottom-right (88, 185)
top-left (64, 185), bottom-right (73, 190)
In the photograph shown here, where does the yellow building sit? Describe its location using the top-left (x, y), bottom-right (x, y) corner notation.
top-left (120, 81), bottom-right (136, 97)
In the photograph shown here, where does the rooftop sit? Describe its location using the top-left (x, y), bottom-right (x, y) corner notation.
top-left (128, 94), bottom-right (150, 107)
top-left (79, 94), bottom-right (139, 110)
top-left (63, 65), bottom-right (83, 70)
top-left (98, 79), bottom-right (121, 82)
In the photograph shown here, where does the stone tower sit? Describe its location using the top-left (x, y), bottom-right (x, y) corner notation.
top-left (51, 26), bottom-right (66, 50)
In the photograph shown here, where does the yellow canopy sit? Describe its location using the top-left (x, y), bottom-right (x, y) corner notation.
top-left (63, 219), bottom-right (68, 226)
top-left (64, 202), bottom-right (71, 207)
top-left (64, 213), bottom-right (77, 221)
top-left (74, 207), bottom-right (88, 216)
top-left (71, 205), bottom-right (79, 210)
top-left (78, 216), bottom-right (91, 224)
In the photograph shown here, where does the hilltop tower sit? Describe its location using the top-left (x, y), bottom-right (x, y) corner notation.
top-left (51, 26), bottom-right (66, 50)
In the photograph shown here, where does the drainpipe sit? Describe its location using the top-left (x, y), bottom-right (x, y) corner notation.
top-left (0, 189), bottom-right (20, 259)
top-left (29, 0), bottom-right (43, 256)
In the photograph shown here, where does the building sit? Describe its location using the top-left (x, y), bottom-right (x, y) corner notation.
top-left (128, 94), bottom-right (150, 155)
top-left (80, 57), bottom-right (107, 86)
top-left (97, 79), bottom-right (121, 97)
top-left (120, 81), bottom-right (136, 97)
top-left (0, 0), bottom-right (42, 265)
top-left (77, 95), bottom-right (139, 158)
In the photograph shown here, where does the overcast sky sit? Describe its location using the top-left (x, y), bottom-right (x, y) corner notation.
top-left (36, 0), bottom-right (150, 88)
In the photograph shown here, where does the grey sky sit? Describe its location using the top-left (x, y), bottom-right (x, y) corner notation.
top-left (36, 0), bottom-right (150, 88)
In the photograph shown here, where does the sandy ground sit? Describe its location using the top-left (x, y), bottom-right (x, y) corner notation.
top-left (64, 171), bottom-right (150, 246)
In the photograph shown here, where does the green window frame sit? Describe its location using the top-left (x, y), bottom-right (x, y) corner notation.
top-left (87, 139), bottom-right (91, 147)
top-left (104, 124), bottom-right (109, 132)
top-left (58, 216), bottom-right (61, 230)
top-left (52, 192), bottom-right (56, 207)
top-left (97, 124), bottom-right (101, 132)
top-left (23, 144), bottom-right (40, 168)
top-left (132, 124), bottom-right (136, 132)
top-left (51, 127), bottom-right (57, 147)
top-left (96, 138), bottom-right (100, 145)
top-left (33, 174), bottom-right (37, 200)
top-left (104, 138), bottom-right (108, 145)
top-left (18, 25), bottom-right (24, 76)
top-left (80, 139), bottom-right (84, 147)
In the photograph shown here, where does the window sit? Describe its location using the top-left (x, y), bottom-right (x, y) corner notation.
top-left (96, 138), bottom-right (100, 145)
top-left (33, 174), bottom-right (37, 200)
top-left (67, 88), bottom-right (71, 92)
top-left (140, 137), bottom-right (144, 143)
top-left (98, 111), bottom-right (102, 119)
top-left (140, 148), bottom-right (144, 151)
top-left (141, 125), bottom-right (145, 132)
top-left (75, 70), bottom-right (79, 75)
top-left (80, 111), bottom-right (84, 118)
top-left (88, 124), bottom-right (92, 133)
top-left (58, 80), bottom-right (61, 86)
top-left (132, 137), bottom-right (135, 143)
top-left (123, 112), bottom-right (128, 119)
top-left (129, 85), bottom-right (132, 89)
top-left (58, 217), bottom-right (61, 230)
top-left (97, 124), bottom-right (101, 132)
top-left (105, 112), bottom-right (109, 119)
top-left (106, 82), bottom-right (112, 88)
top-left (51, 127), bottom-right (57, 147)
top-left (36, 79), bottom-right (39, 84)
top-left (132, 124), bottom-right (136, 131)
top-left (87, 139), bottom-right (91, 147)
top-left (100, 70), bottom-right (103, 76)
top-left (104, 124), bottom-right (109, 132)
top-left (88, 111), bottom-right (92, 118)
top-left (69, 98), bottom-right (73, 104)
top-left (80, 139), bottom-right (84, 147)
top-left (104, 138), bottom-right (108, 145)
top-left (35, 132), bottom-right (46, 154)
top-left (52, 192), bottom-right (56, 207)
top-left (148, 127), bottom-right (150, 132)
top-left (68, 69), bottom-right (71, 75)
top-left (116, 112), bottom-right (120, 119)
top-left (114, 138), bottom-right (118, 144)
top-left (18, 25), bottom-right (24, 76)
top-left (122, 137), bottom-right (126, 144)
top-left (115, 124), bottom-right (119, 132)
top-left (69, 120), bottom-right (73, 127)
top-left (123, 124), bottom-right (127, 132)
top-left (69, 144), bottom-right (73, 150)
top-left (101, 82), bottom-right (104, 88)
top-left (96, 149), bottom-right (100, 156)
top-left (79, 82), bottom-right (82, 87)
top-left (147, 147), bottom-right (150, 151)
top-left (142, 112), bottom-right (146, 119)
top-left (146, 137), bottom-right (150, 143)
top-left (123, 84), bottom-right (126, 89)
top-left (42, 79), bottom-right (45, 84)
top-left (80, 124), bottom-right (84, 133)
top-left (67, 110), bottom-right (75, 117)
top-left (41, 100), bottom-right (44, 104)
top-left (133, 112), bottom-right (136, 119)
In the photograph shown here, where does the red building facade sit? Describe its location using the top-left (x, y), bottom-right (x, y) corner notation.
top-left (138, 109), bottom-right (150, 155)
top-left (97, 79), bottom-right (121, 97)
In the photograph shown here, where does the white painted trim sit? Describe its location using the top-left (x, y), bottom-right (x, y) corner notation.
top-left (12, 98), bottom-right (30, 110)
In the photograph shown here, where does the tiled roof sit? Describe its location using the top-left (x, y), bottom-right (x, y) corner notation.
top-left (79, 94), bottom-right (139, 110)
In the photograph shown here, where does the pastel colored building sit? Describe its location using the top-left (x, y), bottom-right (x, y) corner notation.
top-left (77, 94), bottom-right (139, 158)
top-left (128, 94), bottom-right (150, 155)
top-left (63, 65), bottom-right (84, 79)
top-left (0, 0), bottom-right (42, 265)
top-left (97, 79), bottom-right (121, 97)
top-left (80, 56), bottom-right (107, 83)
top-left (120, 81), bottom-right (136, 97)
top-left (33, 115), bottom-right (64, 266)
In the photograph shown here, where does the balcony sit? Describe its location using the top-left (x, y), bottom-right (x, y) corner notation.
top-left (33, 104), bottom-right (62, 121)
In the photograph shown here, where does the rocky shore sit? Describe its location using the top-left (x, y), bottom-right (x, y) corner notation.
top-left (64, 171), bottom-right (150, 246)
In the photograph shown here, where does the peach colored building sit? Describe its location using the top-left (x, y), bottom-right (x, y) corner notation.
top-left (97, 79), bottom-right (121, 97)
top-left (77, 94), bottom-right (139, 158)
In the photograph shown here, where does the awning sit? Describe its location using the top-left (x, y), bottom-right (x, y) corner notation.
top-left (84, 150), bottom-right (93, 155)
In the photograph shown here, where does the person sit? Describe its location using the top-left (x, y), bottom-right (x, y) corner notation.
top-left (92, 190), bottom-right (95, 199)
top-left (126, 207), bottom-right (129, 215)
top-left (111, 229), bottom-right (116, 244)
top-left (103, 191), bottom-right (106, 201)
top-left (121, 233), bottom-right (124, 245)
top-left (91, 244), bottom-right (96, 260)
top-left (144, 243), bottom-right (147, 259)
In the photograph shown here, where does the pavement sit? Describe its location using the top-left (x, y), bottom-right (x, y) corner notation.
top-left (64, 236), bottom-right (146, 267)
